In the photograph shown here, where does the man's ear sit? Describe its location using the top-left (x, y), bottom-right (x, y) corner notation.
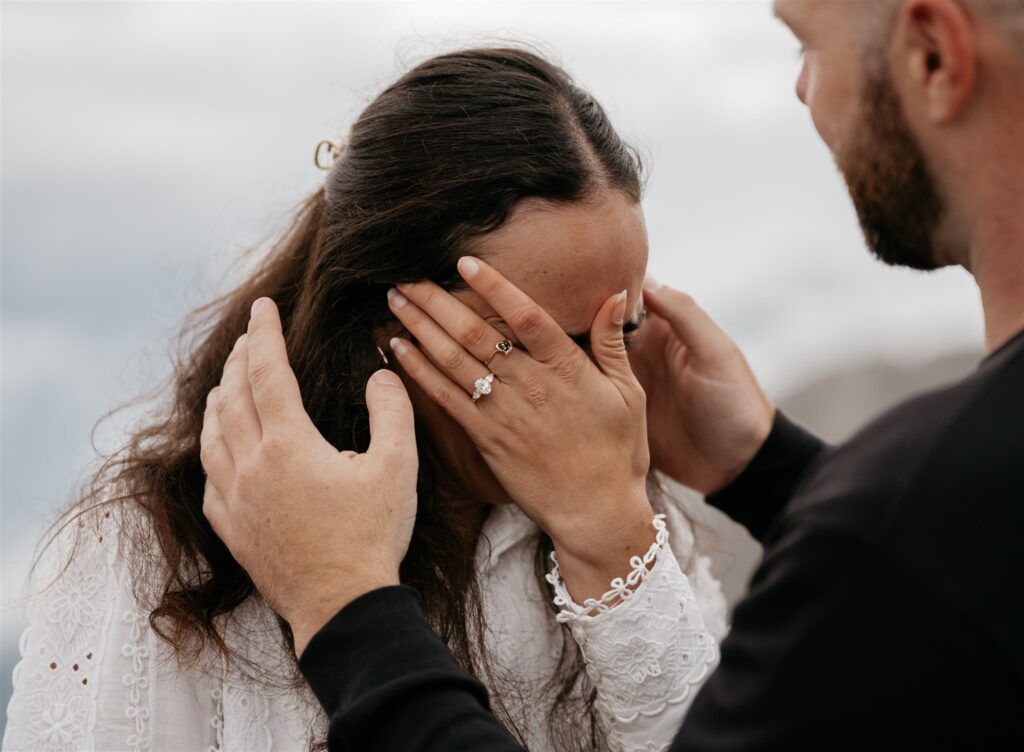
top-left (893, 0), bottom-right (978, 123)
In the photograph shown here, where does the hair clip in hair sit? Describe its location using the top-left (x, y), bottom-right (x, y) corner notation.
top-left (314, 137), bottom-right (346, 170)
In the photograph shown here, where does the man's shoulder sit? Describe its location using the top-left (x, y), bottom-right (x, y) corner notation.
top-left (789, 338), bottom-right (1024, 531)
top-left (773, 339), bottom-right (1024, 677)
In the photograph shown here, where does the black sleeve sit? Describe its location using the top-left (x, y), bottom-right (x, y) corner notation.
top-left (297, 526), bottom-right (1021, 752)
top-left (297, 585), bottom-right (525, 752)
top-left (704, 409), bottom-right (829, 541)
top-left (670, 519), bottom-right (1022, 751)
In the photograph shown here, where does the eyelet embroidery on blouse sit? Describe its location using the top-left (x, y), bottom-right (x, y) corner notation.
top-left (5, 514), bottom-right (116, 750)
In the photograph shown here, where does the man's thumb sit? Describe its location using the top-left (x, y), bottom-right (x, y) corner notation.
top-left (365, 369), bottom-right (418, 467)
top-left (642, 280), bottom-right (722, 355)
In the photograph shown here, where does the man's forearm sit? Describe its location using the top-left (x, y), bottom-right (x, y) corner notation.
top-left (298, 585), bottom-right (525, 752)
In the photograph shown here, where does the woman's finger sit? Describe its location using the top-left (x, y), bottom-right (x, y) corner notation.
top-left (589, 289), bottom-right (641, 400)
top-left (393, 279), bottom-right (514, 368)
top-left (215, 333), bottom-right (262, 458)
top-left (387, 288), bottom-right (494, 392)
top-left (200, 388), bottom-right (236, 496)
top-left (454, 256), bottom-right (577, 365)
top-left (388, 337), bottom-right (485, 433)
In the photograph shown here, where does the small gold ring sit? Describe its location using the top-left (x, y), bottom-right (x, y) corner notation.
top-left (483, 338), bottom-right (514, 368)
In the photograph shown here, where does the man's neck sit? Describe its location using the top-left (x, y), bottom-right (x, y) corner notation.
top-left (969, 216), bottom-right (1024, 353)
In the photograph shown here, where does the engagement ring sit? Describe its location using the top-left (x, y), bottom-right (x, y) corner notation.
top-left (472, 373), bottom-right (495, 401)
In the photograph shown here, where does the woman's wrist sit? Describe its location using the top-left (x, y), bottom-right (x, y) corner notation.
top-left (548, 493), bottom-right (657, 604)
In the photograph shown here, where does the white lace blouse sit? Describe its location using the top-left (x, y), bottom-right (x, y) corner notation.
top-left (3, 477), bottom-right (729, 752)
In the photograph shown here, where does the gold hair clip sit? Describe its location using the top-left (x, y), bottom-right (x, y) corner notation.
top-left (314, 138), bottom-right (346, 170)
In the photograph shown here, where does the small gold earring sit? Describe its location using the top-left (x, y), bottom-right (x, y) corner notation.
top-left (376, 345), bottom-right (389, 366)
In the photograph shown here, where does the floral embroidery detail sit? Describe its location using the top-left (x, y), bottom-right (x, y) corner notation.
top-left (20, 679), bottom-right (90, 750)
top-left (610, 635), bottom-right (663, 683)
top-left (547, 511), bottom-right (721, 742)
top-left (44, 572), bottom-right (104, 644)
top-left (121, 608), bottom-right (151, 751)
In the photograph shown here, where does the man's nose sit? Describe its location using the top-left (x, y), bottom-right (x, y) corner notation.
top-left (795, 60), bottom-right (809, 105)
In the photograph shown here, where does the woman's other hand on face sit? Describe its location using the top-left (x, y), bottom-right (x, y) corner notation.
top-left (386, 256), bottom-right (655, 603)
top-left (199, 297), bottom-right (419, 658)
top-left (629, 278), bottom-right (775, 495)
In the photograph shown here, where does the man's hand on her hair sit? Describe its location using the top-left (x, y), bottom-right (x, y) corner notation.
top-left (199, 297), bottom-right (419, 658)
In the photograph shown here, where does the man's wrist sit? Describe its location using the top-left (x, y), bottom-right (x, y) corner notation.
top-left (290, 574), bottom-right (401, 658)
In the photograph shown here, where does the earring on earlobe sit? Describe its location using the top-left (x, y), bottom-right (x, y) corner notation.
top-left (376, 345), bottom-right (389, 366)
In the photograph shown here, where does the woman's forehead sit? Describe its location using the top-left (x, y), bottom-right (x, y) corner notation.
top-left (461, 191), bottom-right (649, 333)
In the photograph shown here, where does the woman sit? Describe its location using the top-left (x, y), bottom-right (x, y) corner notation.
top-left (3, 47), bottom-right (730, 752)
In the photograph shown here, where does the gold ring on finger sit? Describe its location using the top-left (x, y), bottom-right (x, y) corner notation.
top-left (483, 338), bottom-right (515, 369)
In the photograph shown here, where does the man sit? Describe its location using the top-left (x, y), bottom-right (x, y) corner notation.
top-left (200, 0), bottom-right (1023, 748)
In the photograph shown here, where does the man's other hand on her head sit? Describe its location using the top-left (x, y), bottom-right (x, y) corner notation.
top-left (199, 296), bottom-right (419, 658)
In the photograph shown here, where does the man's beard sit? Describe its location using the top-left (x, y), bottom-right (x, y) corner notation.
top-left (836, 66), bottom-right (948, 271)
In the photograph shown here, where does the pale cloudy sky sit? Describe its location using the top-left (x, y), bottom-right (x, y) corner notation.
top-left (1, 0), bottom-right (985, 730)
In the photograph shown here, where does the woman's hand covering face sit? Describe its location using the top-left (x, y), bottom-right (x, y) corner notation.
top-left (200, 297), bottom-right (419, 658)
top-left (386, 256), bottom-right (656, 598)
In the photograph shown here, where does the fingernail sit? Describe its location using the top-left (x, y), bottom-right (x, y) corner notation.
top-left (643, 276), bottom-right (661, 293)
top-left (233, 333), bottom-right (247, 349)
top-left (207, 388), bottom-right (218, 404)
top-left (612, 290), bottom-right (628, 326)
top-left (389, 337), bottom-right (408, 355)
top-left (387, 288), bottom-right (408, 308)
top-left (396, 281), bottom-right (413, 292)
top-left (458, 256), bottom-right (480, 278)
top-left (373, 369), bottom-right (402, 387)
top-left (251, 298), bottom-right (266, 316)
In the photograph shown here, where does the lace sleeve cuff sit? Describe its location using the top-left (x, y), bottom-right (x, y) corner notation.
top-left (544, 512), bottom-right (719, 748)
top-left (544, 513), bottom-right (668, 623)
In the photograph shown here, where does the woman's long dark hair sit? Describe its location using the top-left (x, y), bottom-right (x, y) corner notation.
top-left (41, 46), bottom-right (645, 750)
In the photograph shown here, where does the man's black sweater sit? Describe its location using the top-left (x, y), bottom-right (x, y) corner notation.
top-left (299, 329), bottom-right (1024, 750)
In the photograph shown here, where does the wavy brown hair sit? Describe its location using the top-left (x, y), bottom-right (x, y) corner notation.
top-left (39, 45), bottom-right (646, 750)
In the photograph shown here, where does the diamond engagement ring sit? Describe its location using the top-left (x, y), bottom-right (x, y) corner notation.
top-left (483, 338), bottom-right (514, 369)
top-left (472, 373), bottom-right (495, 401)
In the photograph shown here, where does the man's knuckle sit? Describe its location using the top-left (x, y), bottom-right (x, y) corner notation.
top-left (260, 431), bottom-right (290, 460)
top-left (248, 359), bottom-right (274, 386)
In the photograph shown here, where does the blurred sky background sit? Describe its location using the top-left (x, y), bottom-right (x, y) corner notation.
top-left (1, 0), bottom-right (988, 734)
